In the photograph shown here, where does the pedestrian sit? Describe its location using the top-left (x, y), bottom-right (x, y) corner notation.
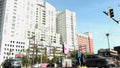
top-left (76, 50), bottom-right (82, 66)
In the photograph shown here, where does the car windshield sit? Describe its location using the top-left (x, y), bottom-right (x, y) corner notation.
top-left (10, 59), bottom-right (21, 62)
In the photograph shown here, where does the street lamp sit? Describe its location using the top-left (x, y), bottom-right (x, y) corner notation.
top-left (106, 33), bottom-right (110, 50)
top-left (40, 39), bottom-right (43, 68)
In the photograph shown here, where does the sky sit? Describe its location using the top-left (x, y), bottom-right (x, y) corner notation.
top-left (44, 0), bottom-right (120, 53)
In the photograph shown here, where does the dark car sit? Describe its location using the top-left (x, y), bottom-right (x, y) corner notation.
top-left (2, 58), bottom-right (22, 68)
top-left (2, 59), bottom-right (11, 68)
top-left (47, 63), bottom-right (55, 67)
top-left (85, 55), bottom-right (116, 68)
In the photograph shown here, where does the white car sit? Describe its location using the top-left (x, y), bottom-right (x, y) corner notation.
top-left (32, 64), bottom-right (41, 68)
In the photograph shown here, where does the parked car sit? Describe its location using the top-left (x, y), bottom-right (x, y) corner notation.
top-left (47, 63), bottom-right (54, 67)
top-left (85, 55), bottom-right (116, 68)
top-left (32, 64), bottom-right (41, 68)
top-left (2, 59), bottom-right (11, 68)
top-left (2, 58), bottom-right (21, 68)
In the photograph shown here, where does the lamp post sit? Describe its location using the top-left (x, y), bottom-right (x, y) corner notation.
top-left (40, 39), bottom-right (43, 68)
top-left (106, 33), bottom-right (110, 50)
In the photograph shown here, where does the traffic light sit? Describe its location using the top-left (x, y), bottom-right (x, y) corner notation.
top-left (108, 8), bottom-right (114, 18)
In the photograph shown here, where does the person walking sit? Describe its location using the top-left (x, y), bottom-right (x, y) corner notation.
top-left (76, 50), bottom-right (82, 66)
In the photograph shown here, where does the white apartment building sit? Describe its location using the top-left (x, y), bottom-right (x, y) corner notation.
top-left (35, 1), bottom-right (59, 43)
top-left (0, 0), bottom-right (38, 64)
top-left (56, 10), bottom-right (76, 51)
top-left (32, 1), bottom-right (61, 57)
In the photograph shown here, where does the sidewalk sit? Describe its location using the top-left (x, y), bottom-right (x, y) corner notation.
top-left (22, 66), bottom-right (31, 68)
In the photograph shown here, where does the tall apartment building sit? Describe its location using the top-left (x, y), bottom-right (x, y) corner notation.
top-left (36, 1), bottom-right (58, 43)
top-left (35, 1), bottom-right (61, 56)
top-left (0, 0), bottom-right (38, 64)
top-left (77, 32), bottom-right (94, 54)
top-left (56, 10), bottom-right (76, 51)
top-left (0, 0), bottom-right (61, 64)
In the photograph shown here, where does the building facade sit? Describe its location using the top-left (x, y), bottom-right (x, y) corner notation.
top-left (0, 0), bottom-right (37, 64)
top-left (77, 32), bottom-right (94, 54)
top-left (0, 0), bottom-right (82, 64)
top-left (0, 0), bottom-right (61, 64)
top-left (56, 9), bottom-right (76, 51)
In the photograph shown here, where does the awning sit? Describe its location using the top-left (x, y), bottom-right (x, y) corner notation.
top-left (15, 54), bottom-right (25, 58)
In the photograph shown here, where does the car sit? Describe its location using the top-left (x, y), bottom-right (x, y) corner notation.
top-left (47, 63), bottom-right (55, 67)
top-left (2, 58), bottom-right (21, 68)
top-left (2, 59), bottom-right (11, 68)
top-left (32, 64), bottom-right (41, 68)
top-left (85, 55), bottom-right (116, 68)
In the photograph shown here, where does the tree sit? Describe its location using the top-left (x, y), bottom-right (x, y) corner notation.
top-left (44, 47), bottom-right (47, 56)
top-left (52, 56), bottom-right (58, 63)
top-left (68, 50), bottom-right (77, 60)
top-left (53, 47), bottom-right (57, 57)
top-left (30, 44), bottom-right (41, 64)
top-left (22, 56), bottom-right (30, 68)
top-left (42, 55), bottom-right (49, 63)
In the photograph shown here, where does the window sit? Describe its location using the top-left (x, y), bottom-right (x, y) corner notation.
top-left (12, 53), bottom-right (14, 55)
top-left (13, 9), bottom-right (16, 11)
top-left (5, 44), bottom-right (7, 46)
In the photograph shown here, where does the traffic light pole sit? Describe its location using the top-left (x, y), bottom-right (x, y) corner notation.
top-left (103, 11), bottom-right (119, 24)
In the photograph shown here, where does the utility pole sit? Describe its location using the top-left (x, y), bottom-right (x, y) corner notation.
top-left (106, 33), bottom-right (110, 50)
top-left (40, 39), bottom-right (43, 68)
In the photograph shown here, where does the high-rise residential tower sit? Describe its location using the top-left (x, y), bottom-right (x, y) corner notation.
top-left (0, 0), bottom-right (61, 64)
top-left (56, 9), bottom-right (76, 51)
top-left (77, 32), bottom-right (94, 54)
top-left (0, 0), bottom-right (39, 63)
